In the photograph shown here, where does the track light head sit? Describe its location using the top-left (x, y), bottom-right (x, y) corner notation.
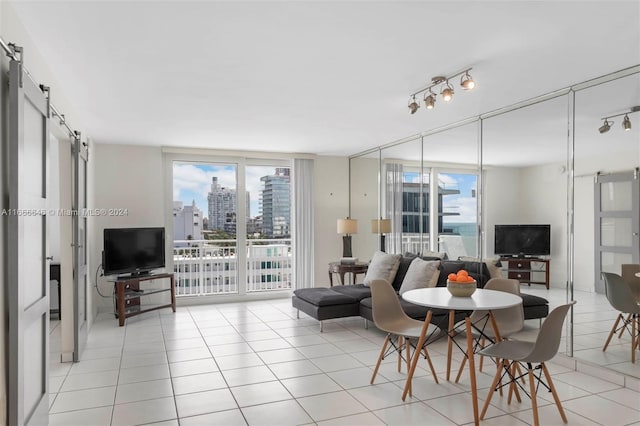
top-left (408, 97), bottom-right (419, 114)
top-left (424, 89), bottom-right (436, 109)
top-left (460, 71), bottom-right (476, 90)
top-left (599, 119), bottom-right (612, 134)
top-left (622, 114), bottom-right (632, 131)
top-left (441, 81), bottom-right (454, 102)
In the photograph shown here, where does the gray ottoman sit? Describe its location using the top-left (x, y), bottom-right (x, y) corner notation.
top-left (292, 288), bottom-right (360, 331)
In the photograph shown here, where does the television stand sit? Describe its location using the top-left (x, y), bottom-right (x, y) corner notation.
top-left (500, 257), bottom-right (550, 289)
top-left (112, 273), bottom-right (175, 326)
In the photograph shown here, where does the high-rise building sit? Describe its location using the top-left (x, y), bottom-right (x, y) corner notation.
top-left (207, 177), bottom-right (250, 234)
top-left (260, 168), bottom-right (291, 238)
top-left (173, 200), bottom-right (204, 241)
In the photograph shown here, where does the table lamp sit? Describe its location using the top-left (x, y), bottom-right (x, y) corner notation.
top-left (371, 218), bottom-right (391, 252)
top-left (337, 218), bottom-right (358, 258)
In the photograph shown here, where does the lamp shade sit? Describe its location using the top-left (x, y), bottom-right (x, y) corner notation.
top-left (337, 218), bottom-right (358, 235)
top-left (371, 219), bottom-right (391, 234)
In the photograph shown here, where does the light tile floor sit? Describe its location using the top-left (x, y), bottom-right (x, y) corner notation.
top-left (48, 288), bottom-right (640, 426)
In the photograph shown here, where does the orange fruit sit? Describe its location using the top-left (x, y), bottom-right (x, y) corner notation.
top-left (448, 273), bottom-right (457, 281)
top-left (466, 276), bottom-right (475, 283)
top-left (457, 270), bottom-right (469, 276)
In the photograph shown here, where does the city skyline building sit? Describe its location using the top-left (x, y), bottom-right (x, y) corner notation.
top-left (207, 176), bottom-right (250, 233)
top-left (173, 200), bottom-right (204, 241)
top-left (260, 167), bottom-right (291, 238)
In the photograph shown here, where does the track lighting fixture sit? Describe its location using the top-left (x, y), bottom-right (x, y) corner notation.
top-left (408, 96), bottom-right (419, 114)
top-left (441, 81), bottom-right (454, 102)
top-left (407, 67), bottom-right (475, 114)
top-left (599, 120), bottom-right (612, 134)
top-left (460, 71), bottom-right (476, 90)
top-left (599, 106), bottom-right (640, 134)
top-left (423, 88), bottom-right (436, 109)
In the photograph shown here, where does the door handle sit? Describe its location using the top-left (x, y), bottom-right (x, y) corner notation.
top-left (46, 256), bottom-right (53, 261)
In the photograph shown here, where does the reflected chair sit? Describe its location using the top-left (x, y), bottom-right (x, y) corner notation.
top-left (454, 278), bottom-right (525, 382)
top-left (479, 302), bottom-right (576, 426)
top-left (369, 279), bottom-right (439, 397)
top-left (602, 272), bottom-right (640, 363)
top-left (621, 264), bottom-right (640, 302)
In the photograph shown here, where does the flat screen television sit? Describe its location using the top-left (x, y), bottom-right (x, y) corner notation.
top-left (103, 227), bottom-right (166, 277)
top-left (494, 224), bottom-right (551, 257)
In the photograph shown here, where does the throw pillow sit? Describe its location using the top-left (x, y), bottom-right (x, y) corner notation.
top-left (399, 258), bottom-right (441, 295)
top-left (363, 251), bottom-right (402, 287)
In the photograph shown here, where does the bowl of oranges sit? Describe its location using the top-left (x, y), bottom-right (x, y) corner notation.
top-left (446, 269), bottom-right (477, 297)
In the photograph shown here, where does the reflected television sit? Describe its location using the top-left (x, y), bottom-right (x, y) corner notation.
top-left (494, 224), bottom-right (550, 257)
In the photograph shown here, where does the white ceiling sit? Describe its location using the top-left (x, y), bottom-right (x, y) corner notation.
top-left (7, 1), bottom-right (640, 158)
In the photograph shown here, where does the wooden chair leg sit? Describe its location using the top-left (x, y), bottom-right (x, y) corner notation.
top-left (478, 337), bottom-right (486, 372)
top-left (510, 362), bottom-right (521, 403)
top-left (603, 314), bottom-right (623, 352)
top-left (618, 313), bottom-right (632, 338)
top-left (480, 360), bottom-right (504, 420)
top-left (422, 347), bottom-right (439, 384)
top-left (402, 311), bottom-right (432, 401)
top-left (455, 356), bottom-right (467, 383)
top-left (371, 334), bottom-right (390, 384)
top-left (528, 366), bottom-right (540, 426)
top-left (405, 338), bottom-right (412, 397)
top-left (397, 336), bottom-right (403, 372)
top-left (542, 363), bottom-right (568, 423)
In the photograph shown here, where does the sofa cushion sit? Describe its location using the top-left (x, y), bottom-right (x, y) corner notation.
top-left (332, 284), bottom-right (372, 301)
top-left (363, 251), bottom-right (402, 286)
top-left (422, 250), bottom-right (448, 260)
top-left (458, 256), bottom-right (503, 279)
top-left (293, 288), bottom-right (357, 306)
top-left (436, 260), bottom-right (492, 288)
top-left (399, 258), bottom-right (440, 295)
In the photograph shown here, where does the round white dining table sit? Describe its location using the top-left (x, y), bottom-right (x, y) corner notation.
top-left (401, 287), bottom-right (522, 426)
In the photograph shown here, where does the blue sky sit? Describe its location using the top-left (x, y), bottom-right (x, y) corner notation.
top-left (173, 162), bottom-right (280, 219)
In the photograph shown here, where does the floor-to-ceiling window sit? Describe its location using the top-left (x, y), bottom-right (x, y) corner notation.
top-left (171, 158), bottom-right (292, 297)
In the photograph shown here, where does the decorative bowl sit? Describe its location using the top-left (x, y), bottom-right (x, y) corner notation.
top-left (447, 280), bottom-right (477, 297)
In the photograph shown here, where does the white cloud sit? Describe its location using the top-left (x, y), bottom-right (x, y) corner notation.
top-left (173, 164), bottom-right (212, 201)
top-left (444, 196), bottom-right (478, 223)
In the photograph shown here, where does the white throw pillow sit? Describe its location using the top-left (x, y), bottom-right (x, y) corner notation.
top-left (363, 251), bottom-right (402, 287)
top-left (399, 258), bottom-right (441, 295)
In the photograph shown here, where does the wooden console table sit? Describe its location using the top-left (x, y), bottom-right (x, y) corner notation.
top-left (500, 257), bottom-right (550, 289)
top-left (113, 273), bottom-right (176, 326)
top-left (328, 262), bottom-right (368, 286)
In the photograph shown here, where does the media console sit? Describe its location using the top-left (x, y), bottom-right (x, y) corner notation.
top-left (500, 257), bottom-right (550, 289)
top-left (112, 273), bottom-right (175, 326)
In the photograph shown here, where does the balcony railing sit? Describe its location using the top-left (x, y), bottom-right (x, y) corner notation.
top-left (172, 239), bottom-right (292, 297)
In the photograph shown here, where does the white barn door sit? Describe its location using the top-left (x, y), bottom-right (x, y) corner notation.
top-left (8, 55), bottom-right (51, 425)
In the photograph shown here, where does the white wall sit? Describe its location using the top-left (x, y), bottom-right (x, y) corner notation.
top-left (91, 144), bottom-right (166, 312)
top-left (350, 156), bottom-right (380, 261)
top-left (520, 163), bottom-right (568, 288)
top-left (313, 156), bottom-right (350, 287)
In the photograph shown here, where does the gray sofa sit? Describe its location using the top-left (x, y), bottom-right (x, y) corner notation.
top-left (292, 255), bottom-right (549, 331)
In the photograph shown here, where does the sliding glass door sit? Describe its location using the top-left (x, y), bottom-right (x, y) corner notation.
top-left (171, 158), bottom-right (292, 297)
